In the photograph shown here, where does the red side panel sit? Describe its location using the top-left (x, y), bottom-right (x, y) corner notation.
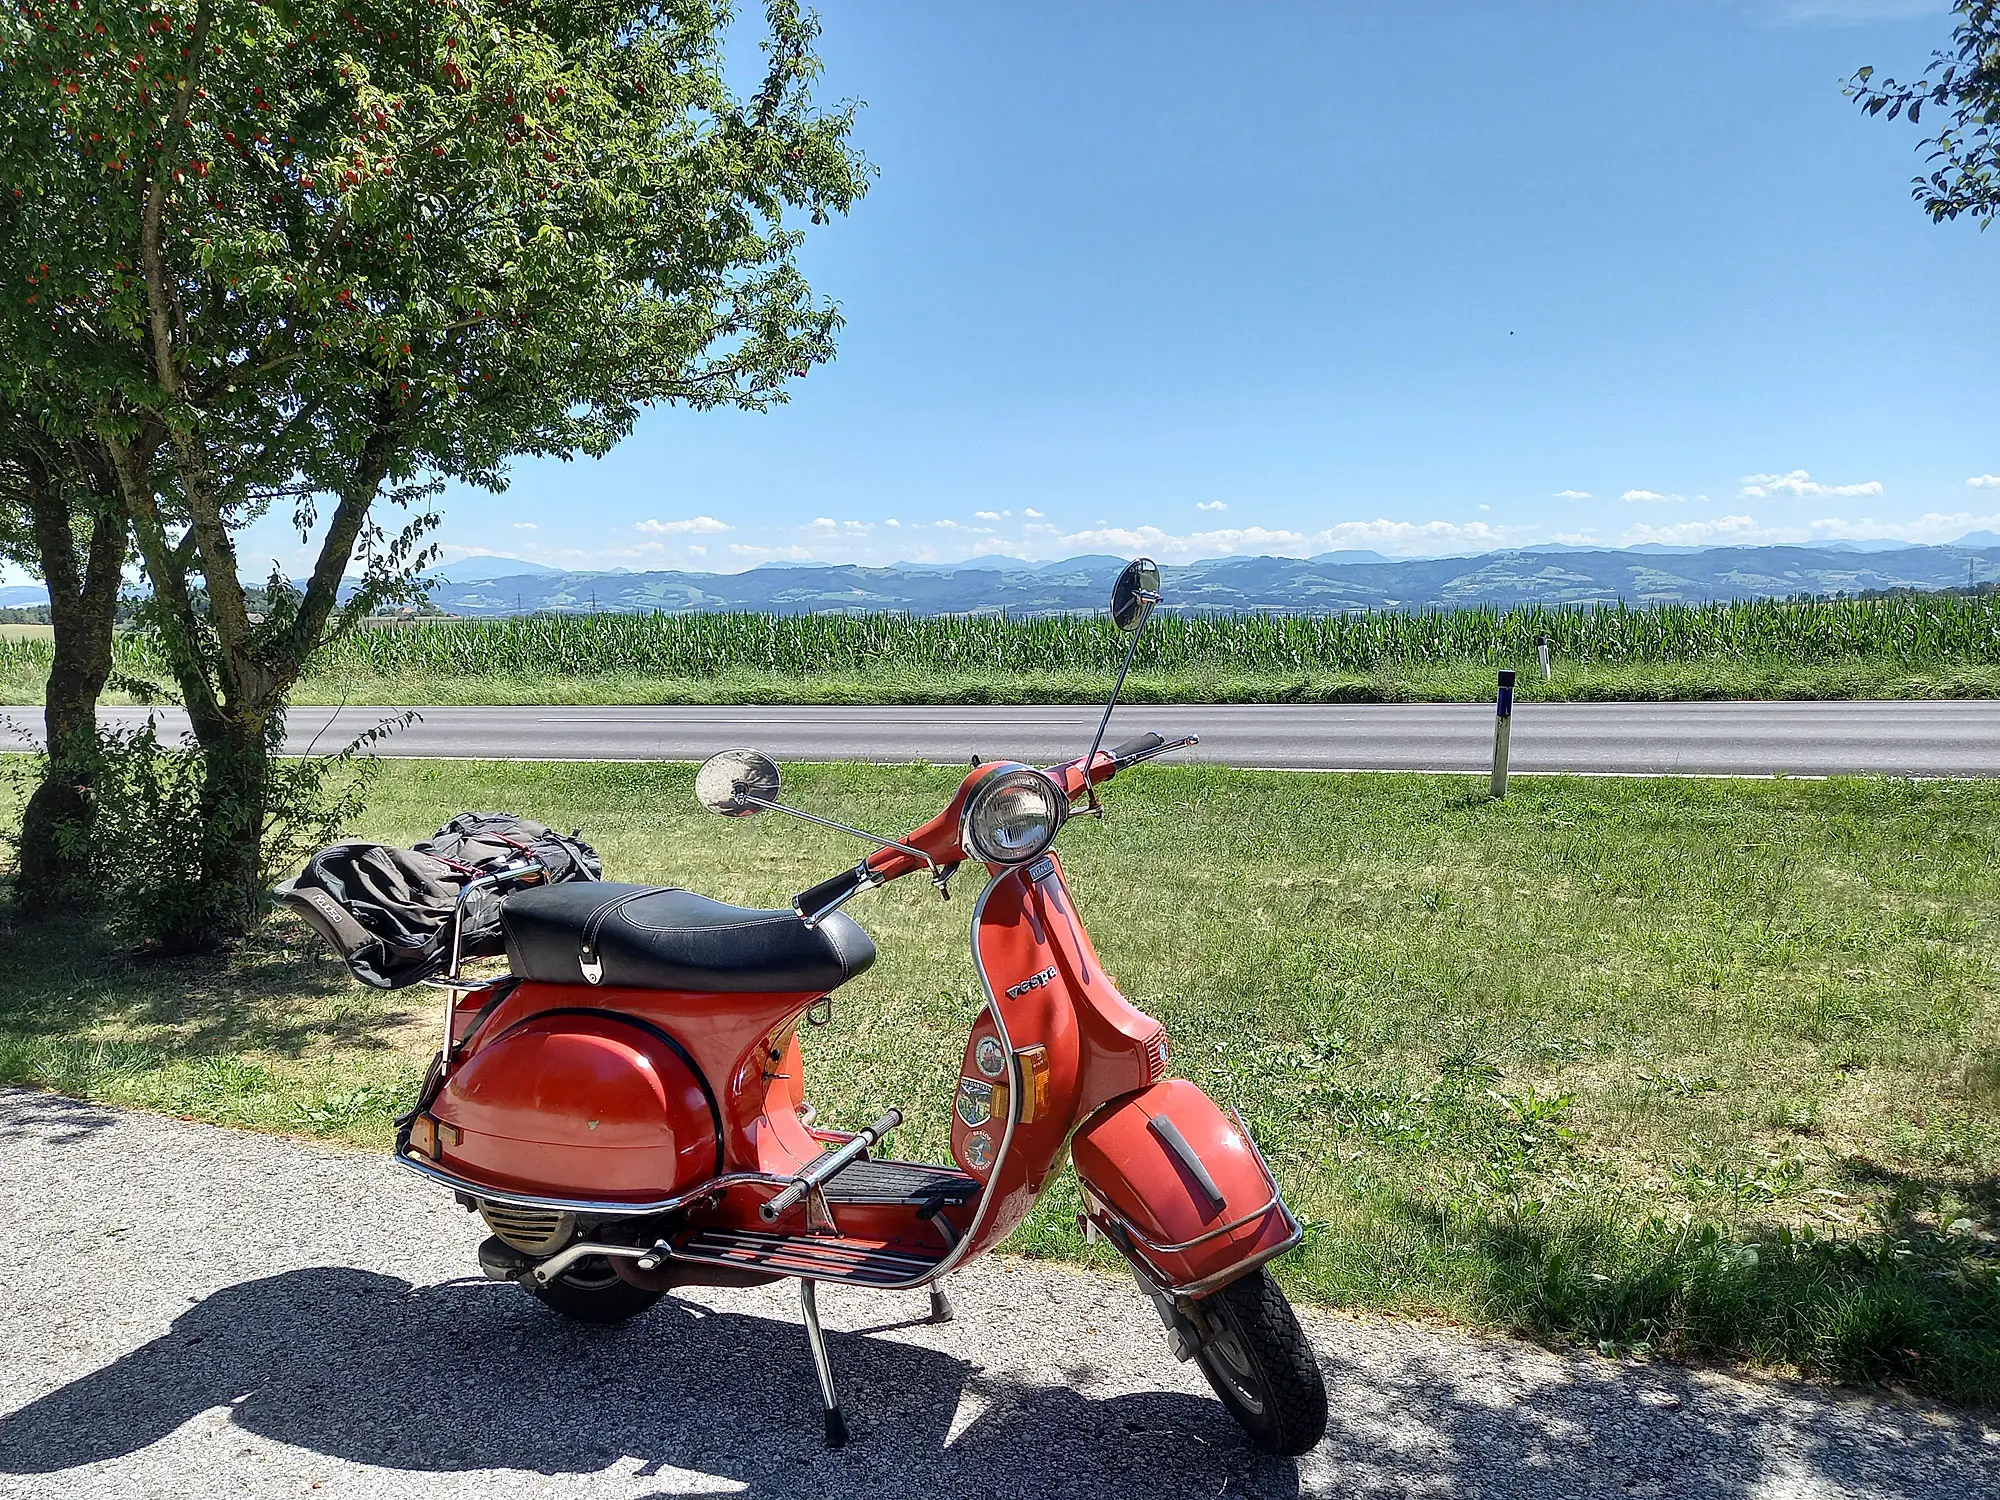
top-left (431, 1014), bottom-right (717, 1203)
top-left (1071, 1079), bottom-right (1297, 1294)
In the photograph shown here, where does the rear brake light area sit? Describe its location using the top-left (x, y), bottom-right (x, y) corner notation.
top-left (1141, 1025), bottom-right (1170, 1084)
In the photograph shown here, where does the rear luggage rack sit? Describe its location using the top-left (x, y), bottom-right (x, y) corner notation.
top-left (666, 1227), bottom-right (946, 1287)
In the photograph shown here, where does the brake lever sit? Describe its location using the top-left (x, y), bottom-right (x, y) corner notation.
top-left (933, 861), bottom-right (959, 901)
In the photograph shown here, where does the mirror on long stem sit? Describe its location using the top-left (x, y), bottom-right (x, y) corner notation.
top-left (696, 748), bottom-right (783, 816)
top-left (1081, 558), bottom-right (1162, 810)
top-left (696, 746), bottom-right (944, 889)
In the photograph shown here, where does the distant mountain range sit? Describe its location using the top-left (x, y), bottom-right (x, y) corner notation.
top-left (412, 541), bottom-right (2000, 616)
top-left (7, 540), bottom-right (1994, 616)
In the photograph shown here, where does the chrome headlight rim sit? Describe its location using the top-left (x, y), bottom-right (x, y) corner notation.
top-left (961, 765), bottom-right (1067, 866)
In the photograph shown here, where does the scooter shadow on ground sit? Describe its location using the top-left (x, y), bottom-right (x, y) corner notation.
top-left (5, 1270), bottom-right (1989, 1499)
top-left (0, 1087), bottom-right (120, 1147)
top-left (0, 1266), bottom-right (1306, 1499)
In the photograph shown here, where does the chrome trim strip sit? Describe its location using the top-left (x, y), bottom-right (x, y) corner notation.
top-left (847, 864), bottom-right (1023, 1291)
top-left (1167, 1212), bottom-right (1304, 1299)
top-left (392, 1152), bottom-right (785, 1218)
top-left (1102, 1198), bottom-right (1304, 1300)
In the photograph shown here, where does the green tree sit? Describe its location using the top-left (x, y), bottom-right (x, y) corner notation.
top-left (1850, 0), bottom-right (2000, 225)
top-left (0, 0), bottom-right (867, 941)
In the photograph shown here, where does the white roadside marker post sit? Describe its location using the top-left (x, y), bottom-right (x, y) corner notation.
top-left (1492, 669), bottom-right (1515, 798)
top-left (1536, 632), bottom-right (1551, 681)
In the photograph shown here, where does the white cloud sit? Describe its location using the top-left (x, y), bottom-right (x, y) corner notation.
top-left (1621, 489), bottom-right (1685, 505)
top-left (728, 542), bottom-right (813, 562)
top-left (1196, 501), bottom-right (1228, 512)
top-left (1478, 504), bottom-right (1491, 511)
top-left (1023, 508), bottom-right (1043, 518)
top-left (1622, 515), bottom-right (1763, 546)
top-left (1738, 470), bottom-right (1883, 500)
top-left (1055, 518), bottom-right (1525, 562)
top-left (436, 545), bottom-right (539, 563)
top-left (974, 511), bottom-right (1001, 520)
top-left (1619, 510), bottom-right (2000, 548)
top-left (1553, 490), bottom-right (1592, 501)
top-left (811, 517), bottom-right (836, 529)
top-left (512, 522), bottom-right (538, 531)
top-left (687, 544), bottom-right (707, 557)
top-left (1968, 476), bottom-right (2000, 489)
top-left (636, 516), bottom-right (729, 535)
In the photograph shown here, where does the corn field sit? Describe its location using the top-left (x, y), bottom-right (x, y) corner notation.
top-left (6, 595), bottom-right (1999, 682)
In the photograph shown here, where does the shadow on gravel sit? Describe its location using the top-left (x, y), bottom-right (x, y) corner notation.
top-left (0, 1267), bottom-right (1303, 1499)
top-left (5, 1267), bottom-right (1991, 1500)
top-left (0, 1087), bottom-right (119, 1145)
top-left (1307, 1343), bottom-right (1991, 1500)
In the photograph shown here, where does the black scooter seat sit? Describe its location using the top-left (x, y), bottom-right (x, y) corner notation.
top-left (500, 882), bottom-right (876, 994)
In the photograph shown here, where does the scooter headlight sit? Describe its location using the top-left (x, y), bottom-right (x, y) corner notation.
top-left (962, 767), bottom-right (1066, 865)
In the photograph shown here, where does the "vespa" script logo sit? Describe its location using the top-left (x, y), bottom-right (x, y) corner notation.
top-left (1005, 966), bottom-right (1058, 999)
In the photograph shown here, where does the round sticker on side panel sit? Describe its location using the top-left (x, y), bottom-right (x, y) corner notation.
top-left (974, 1036), bottom-right (1007, 1079)
top-left (955, 1077), bottom-right (994, 1130)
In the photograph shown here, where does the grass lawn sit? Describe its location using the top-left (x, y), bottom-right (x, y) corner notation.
top-left (3, 759), bottom-right (1996, 1402)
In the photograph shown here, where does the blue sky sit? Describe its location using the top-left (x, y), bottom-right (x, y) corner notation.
top-left (258, 1), bottom-right (2000, 574)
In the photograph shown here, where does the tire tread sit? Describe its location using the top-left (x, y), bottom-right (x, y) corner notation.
top-left (1196, 1267), bottom-right (1328, 1455)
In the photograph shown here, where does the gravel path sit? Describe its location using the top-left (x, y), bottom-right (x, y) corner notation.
top-left (1, 1089), bottom-right (1993, 1499)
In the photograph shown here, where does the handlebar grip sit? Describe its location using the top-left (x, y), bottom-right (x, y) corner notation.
top-left (794, 864), bottom-right (866, 921)
top-left (866, 1107), bottom-right (904, 1138)
top-left (765, 1178), bottom-right (810, 1220)
top-left (1107, 731), bottom-right (1166, 764)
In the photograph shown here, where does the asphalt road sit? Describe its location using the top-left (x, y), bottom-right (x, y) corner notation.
top-left (3, 1089), bottom-right (1992, 1499)
top-left (5, 699), bottom-right (2000, 776)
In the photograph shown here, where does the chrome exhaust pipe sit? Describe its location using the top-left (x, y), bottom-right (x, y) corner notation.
top-left (526, 1240), bottom-right (653, 1286)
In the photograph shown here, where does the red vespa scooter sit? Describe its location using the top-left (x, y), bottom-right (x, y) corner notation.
top-left (394, 560), bottom-right (1329, 1454)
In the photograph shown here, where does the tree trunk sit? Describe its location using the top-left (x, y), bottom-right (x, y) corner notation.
top-left (14, 446), bottom-right (125, 915)
top-left (190, 706), bottom-right (273, 946)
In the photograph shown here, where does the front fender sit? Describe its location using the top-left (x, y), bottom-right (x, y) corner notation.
top-left (1071, 1079), bottom-right (1300, 1297)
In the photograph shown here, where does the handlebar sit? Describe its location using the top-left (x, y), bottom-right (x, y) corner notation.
top-left (793, 861), bottom-right (876, 927)
top-left (1107, 731), bottom-right (1168, 765)
top-left (1056, 729), bottom-right (1200, 798)
top-left (786, 730), bottom-right (1197, 918)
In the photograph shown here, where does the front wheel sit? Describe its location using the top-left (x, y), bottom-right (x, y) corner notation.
top-left (527, 1255), bottom-right (663, 1325)
top-left (1190, 1267), bottom-right (1327, 1455)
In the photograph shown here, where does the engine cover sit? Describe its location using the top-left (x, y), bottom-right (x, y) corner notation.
top-left (429, 1013), bottom-right (717, 1204)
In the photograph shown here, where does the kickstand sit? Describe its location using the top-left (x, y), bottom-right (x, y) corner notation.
top-left (928, 1283), bottom-right (954, 1324)
top-left (799, 1279), bottom-right (847, 1448)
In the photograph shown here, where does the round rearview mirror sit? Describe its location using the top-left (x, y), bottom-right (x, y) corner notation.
top-left (695, 748), bottom-right (783, 816)
top-left (1109, 557), bottom-right (1161, 634)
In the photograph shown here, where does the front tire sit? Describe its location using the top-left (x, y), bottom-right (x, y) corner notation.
top-left (1190, 1267), bottom-right (1327, 1455)
top-left (527, 1255), bottom-right (663, 1325)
